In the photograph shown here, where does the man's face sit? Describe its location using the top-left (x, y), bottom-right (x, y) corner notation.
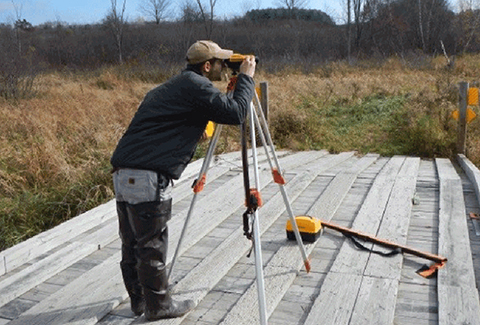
top-left (205, 59), bottom-right (225, 81)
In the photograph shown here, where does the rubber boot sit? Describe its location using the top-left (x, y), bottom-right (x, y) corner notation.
top-left (117, 201), bottom-right (145, 316)
top-left (129, 199), bottom-right (195, 320)
top-left (121, 262), bottom-right (145, 316)
top-left (142, 269), bottom-right (195, 321)
top-left (144, 297), bottom-right (196, 321)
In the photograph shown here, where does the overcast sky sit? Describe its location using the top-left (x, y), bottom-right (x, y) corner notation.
top-left (0, 0), bottom-right (345, 26)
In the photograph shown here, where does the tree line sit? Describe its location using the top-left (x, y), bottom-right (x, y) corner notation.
top-left (1, 0), bottom-right (480, 98)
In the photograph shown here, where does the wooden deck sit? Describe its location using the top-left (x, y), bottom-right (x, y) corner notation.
top-left (1, 150), bottom-right (480, 325)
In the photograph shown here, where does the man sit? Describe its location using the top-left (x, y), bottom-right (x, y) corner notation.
top-left (110, 40), bottom-right (256, 321)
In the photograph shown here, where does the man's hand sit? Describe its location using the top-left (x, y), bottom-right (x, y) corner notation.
top-left (239, 56), bottom-right (256, 78)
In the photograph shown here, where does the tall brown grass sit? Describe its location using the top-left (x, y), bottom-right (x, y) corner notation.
top-left (1, 55), bottom-right (479, 250)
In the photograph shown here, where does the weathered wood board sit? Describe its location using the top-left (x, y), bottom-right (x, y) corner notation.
top-left (436, 158), bottom-right (480, 325)
top-left (1, 152), bottom-right (480, 325)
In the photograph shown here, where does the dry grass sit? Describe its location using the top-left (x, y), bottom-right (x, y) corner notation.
top-left (0, 71), bottom-right (151, 194)
top-left (257, 56), bottom-right (478, 160)
top-left (0, 70), bottom-right (156, 248)
top-left (1, 54), bottom-right (480, 249)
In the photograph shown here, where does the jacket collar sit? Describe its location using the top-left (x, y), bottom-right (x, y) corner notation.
top-left (185, 64), bottom-right (203, 76)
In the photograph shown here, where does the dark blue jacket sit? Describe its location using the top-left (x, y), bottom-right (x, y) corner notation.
top-left (110, 67), bottom-right (255, 180)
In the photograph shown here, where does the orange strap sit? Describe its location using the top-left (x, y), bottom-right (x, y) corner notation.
top-left (193, 174), bottom-right (207, 193)
top-left (272, 168), bottom-right (286, 185)
top-left (417, 261), bottom-right (446, 278)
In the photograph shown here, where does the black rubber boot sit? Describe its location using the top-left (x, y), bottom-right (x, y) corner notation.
top-left (130, 293), bottom-right (146, 316)
top-left (117, 201), bottom-right (145, 316)
top-left (121, 261), bottom-right (145, 316)
top-left (138, 255), bottom-right (196, 320)
top-left (144, 297), bottom-right (196, 321)
top-left (125, 198), bottom-right (195, 320)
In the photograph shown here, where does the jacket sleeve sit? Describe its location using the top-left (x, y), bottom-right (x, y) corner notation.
top-left (196, 73), bottom-right (256, 125)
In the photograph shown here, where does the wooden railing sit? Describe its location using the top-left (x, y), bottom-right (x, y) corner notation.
top-left (456, 81), bottom-right (478, 154)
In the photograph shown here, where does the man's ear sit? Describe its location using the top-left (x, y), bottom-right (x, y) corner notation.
top-left (203, 61), bottom-right (211, 73)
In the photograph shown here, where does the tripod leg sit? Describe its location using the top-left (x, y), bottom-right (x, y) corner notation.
top-left (252, 96), bottom-right (312, 273)
top-left (248, 102), bottom-right (268, 325)
top-left (167, 124), bottom-right (223, 281)
top-left (169, 81), bottom-right (235, 282)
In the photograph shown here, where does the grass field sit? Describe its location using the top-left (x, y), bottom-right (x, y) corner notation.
top-left (0, 55), bottom-right (479, 250)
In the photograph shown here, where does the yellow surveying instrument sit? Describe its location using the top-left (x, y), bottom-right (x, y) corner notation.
top-left (225, 53), bottom-right (258, 72)
top-left (286, 215), bottom-right (322, 242)
top-left (168, 54), bottom-right (310, 325)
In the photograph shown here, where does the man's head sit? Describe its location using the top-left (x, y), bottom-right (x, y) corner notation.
top-left (186, 40), bottom-right (233, 81)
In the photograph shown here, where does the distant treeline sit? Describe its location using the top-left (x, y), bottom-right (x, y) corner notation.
top-left (245, 8), bottom-right (335, 24)
top-left (1, 0), bottom-right (480, 97)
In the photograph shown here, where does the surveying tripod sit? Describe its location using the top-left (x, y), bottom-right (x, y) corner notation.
top-left (168, 74), bottom-right (311, 325)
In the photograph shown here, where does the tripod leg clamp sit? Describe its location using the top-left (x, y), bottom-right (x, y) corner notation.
top-left (193, 174), bottom-right (207, 193)
top-left (272, 168), bottom-right (286, 185)
top-left (245, 189), bottom-right (263, 208)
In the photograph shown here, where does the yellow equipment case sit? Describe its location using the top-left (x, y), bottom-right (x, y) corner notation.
top-left (286, 215), bottom-right (322, 243)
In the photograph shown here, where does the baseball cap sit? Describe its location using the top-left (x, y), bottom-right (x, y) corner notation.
top-left (186, 40), bottom-right (234, 64)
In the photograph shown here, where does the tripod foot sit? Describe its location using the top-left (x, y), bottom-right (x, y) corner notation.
top-left (304, 258), bottom-right (312, 273)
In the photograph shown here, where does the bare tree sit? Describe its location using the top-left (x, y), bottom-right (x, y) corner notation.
top-left (139, 0), bottom-right (171, 24)
top-left (458, 0), bottom-right (480, 11)
top-left (353, 0), bottom-right (364, 48)
top-left (194, 0), bottom-right (217, 38)
top-left (342, 0), bottom-right (367, 57)
top-left (276, 0), bottom-right (308, 18)
top-left (11, 0), bottom-right (23, 54)
top-left (457, 0), bottom-right (480, 52)
top-left (346, 0), bottom-right (352, 62)
top-left (276, 0), bottom-right (308, 10)
top-left (180, 0), bottom-right (202, 22)
top-left (107, 0), bottom-right (127, 64)
top-left (418, 0), bottom-right (426, 50)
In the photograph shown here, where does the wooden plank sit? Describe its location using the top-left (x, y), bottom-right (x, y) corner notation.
top-left (0, 150), bottom-right (277, 278)
top-left (329, 156), bottom-right (407, 275)
top-left (172, 150), bottom-right (291, 204)
top-left (363, 157), bottom-right (420, 279)
top-left (166, 152), bottom-right (327, 263)
top-left (0, 200), bottom-right (116, 276)
top-left (130, 153), bottom-right (355, 325)
top-left (436, 158), bottom-right (480, 324)
top-left (307, 273), bottom-right (364, 324)
top-left (304, 156), bottom-right (409, 325)
top-left (7, 252), bottom-right (125, 325)
top-left (75, 218), bottom-right (119, 246)
top-left (0, 241), bottom-right (97, 309)
top-left (0, 218), bottom-right (119, 309)
top-left (336, 158), bottom-right (419, 325)
top-left (349, 277), bottom-right (398, 325)
top-left (220, 154), bottom-right (376, 325)
top-left (308, 154), bottom-right (380, 221)
top-left (6, 151), bottom-right (327, 324)
top-left (457, 153), bottom-right (480, 207)
top-left (178, 149), bottom-right (289, 184)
